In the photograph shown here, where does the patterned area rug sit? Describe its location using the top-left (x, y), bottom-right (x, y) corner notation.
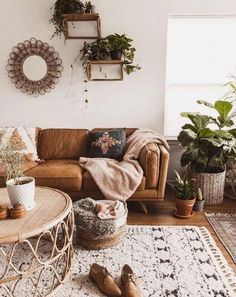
top-left (1, 226), bottom-right (236, 297)
top-left (205, 213), bottom-right (236, 264)
top-left (56, 226), bottom-right (236, 297)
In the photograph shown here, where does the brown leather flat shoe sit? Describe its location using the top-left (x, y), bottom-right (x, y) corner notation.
top-left (89, 263), bottom-right (122, 297)
top-left (121, 264), bottom-right (142, 297)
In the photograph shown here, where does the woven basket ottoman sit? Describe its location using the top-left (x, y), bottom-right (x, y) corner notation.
top-left (73, 198), bottom-right (127, 250)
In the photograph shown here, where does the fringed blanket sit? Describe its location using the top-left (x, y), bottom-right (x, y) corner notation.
top-left (79, 129), bottom-right (169, 201)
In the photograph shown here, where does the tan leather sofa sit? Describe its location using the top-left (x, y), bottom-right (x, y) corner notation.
top-left (0, 128), bottom-right (169, 202)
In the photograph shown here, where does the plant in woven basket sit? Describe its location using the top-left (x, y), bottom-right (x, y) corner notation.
top-left (50, 0), bottom-right (85, 38)
top-left (0, 142), bottom-right (26, 185)
top-left (178, 84), bottom-right (236, 204)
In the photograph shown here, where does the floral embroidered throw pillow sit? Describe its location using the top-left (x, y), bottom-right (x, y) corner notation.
top-left (88, 129), bottom-right (126, 160)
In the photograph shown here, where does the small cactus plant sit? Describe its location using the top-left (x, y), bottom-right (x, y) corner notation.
top-left (196, 188), bottom-right (204, 201)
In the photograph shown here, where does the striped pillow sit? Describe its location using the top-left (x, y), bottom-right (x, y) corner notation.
top-left (0, 127), bottom-right (40, 161)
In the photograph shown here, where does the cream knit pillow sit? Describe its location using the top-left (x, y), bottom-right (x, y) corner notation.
top-left (0, 127), bottom-right (40, 162)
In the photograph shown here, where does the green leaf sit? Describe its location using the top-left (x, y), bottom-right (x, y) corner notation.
top-left (214, 100), bottom-right (233, 120)
top-left (181, 124), bottom-right (198, 134)
top-left (177, 130), bottom-right (195, 147)
top-left (201, 137), bottom-right (224, 147)
top-left (180, 149), bottom-right (195, 167)
top-left (188, 114), bottom-right (210, 130)
top-left (229, 129), bottom-right (236, 137)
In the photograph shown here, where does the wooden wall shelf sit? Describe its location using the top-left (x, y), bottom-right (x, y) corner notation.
top-left (87, 60), bottom-right (124, 81)
top-left (63, 13), bottom-right (101, 39)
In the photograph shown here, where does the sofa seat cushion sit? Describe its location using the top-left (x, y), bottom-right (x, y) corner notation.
top-left (25, 160), bottom-right (83, 190)
top-left (82, 171), bottom-right (146, 191)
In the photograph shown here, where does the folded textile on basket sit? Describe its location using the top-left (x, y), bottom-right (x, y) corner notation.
top-left (79, 129), bottom-right (169, 201)
top-left (96, 200), bottom-right (125, 220)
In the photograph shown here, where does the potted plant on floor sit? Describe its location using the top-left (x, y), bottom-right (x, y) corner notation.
top-left (50, 0), bottom-right (85, 38)
top-left (177, 96), bottom-right (236, 205)
top-left (171, 171), bottom-right (196, 218)
top-left (193, 188), bottom-right (205, 212)
top-left (106, 33), bottom-right (141, 74)
top-left (0, 142), bottom-right (36, 211)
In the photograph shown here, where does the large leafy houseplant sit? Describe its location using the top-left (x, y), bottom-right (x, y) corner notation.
top-left (50, 0), bottom-right (85, 38)
top-left (177, 98), bottom-right (236, 173)
top-left (106, 33), bottom-right (141, 74)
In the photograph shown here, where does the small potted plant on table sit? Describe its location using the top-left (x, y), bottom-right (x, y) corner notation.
top-left (171, 171), bottom-right (196, 218)
top-left (0, 142), bottom-right (36, 211)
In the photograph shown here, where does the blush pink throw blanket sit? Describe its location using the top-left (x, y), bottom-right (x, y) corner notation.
top-left (79, 129), bottom-right (169, 201)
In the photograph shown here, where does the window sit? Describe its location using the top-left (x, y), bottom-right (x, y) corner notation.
top-left (164, 15), bottom-right (236, 138)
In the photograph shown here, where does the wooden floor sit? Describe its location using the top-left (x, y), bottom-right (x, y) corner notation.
top-left (127, 190), bottom-right (236, 274)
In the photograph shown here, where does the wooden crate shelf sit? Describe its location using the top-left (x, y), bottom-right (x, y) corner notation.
top-left (87, 60), bottom-right (124, 81)
top-left (63, 13), bottom-right (101, 39)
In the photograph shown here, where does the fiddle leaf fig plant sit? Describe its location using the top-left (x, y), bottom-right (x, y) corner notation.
top-left (178, 97), bottom-right (236, 173)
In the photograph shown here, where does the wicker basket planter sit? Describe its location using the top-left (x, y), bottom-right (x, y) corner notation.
top-left (189, 169), bottom-right (226, 205)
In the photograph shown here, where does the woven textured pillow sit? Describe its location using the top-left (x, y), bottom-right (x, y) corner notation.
top-left (88, 129), bottom-right (126, 160)
top-left (0, 127), bottom-right (40, 161)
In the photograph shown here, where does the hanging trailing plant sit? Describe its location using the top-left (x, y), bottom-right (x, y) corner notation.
top-left (50, 0), bottom-right (85, 38)
top-left (80, 34), bottom-right (141, 75)
top-left (80, 38), bottom-right (110, 65)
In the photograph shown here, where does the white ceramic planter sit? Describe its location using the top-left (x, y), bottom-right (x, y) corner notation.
top-left (6, 177), bottom-right (36, 211)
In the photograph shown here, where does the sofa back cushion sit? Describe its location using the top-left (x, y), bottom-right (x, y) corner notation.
top-left (38, 129), bottom-right (88, 160)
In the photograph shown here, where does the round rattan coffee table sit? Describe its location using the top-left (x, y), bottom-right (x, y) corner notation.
top-left (0, 187), bottom-right (74, 297)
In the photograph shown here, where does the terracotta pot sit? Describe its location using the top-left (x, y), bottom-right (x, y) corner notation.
top-left (175, 197), bottom-right (195, 217)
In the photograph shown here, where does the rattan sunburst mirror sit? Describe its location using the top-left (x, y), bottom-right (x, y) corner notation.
top-left (6, 38), bottom-right (63, 96)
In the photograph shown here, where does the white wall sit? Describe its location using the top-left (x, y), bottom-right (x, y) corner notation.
top-left (1, 0), bottom-right (236, 131)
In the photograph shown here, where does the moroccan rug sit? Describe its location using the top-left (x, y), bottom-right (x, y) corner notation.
top-left (1, 226), bottom-right (236, 297)
top-left (205, 213), bottom-right (236, 264)
top-left (57, 226), bottom-right (236, 297)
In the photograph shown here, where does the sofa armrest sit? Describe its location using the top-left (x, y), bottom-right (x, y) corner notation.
top-left (139, 143), bottom-right (169, 199)
top-left (157, 145), bottom-right (169, 200)
top-left (139, 143), bottom-right (160, 189)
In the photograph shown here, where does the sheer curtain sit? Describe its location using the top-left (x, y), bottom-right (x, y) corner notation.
top-left (164, 16), bottom-right (236, 138)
